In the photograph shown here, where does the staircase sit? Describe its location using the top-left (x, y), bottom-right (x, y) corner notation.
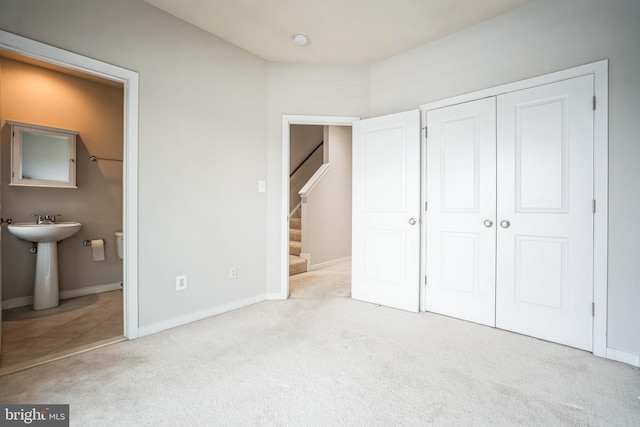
top-left (289, 207), bottom-right (307, 275)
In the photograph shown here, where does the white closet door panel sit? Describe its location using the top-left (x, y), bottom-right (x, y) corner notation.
top-left (352, 110), bottom-right (421, 312)
top-left (425, 98), bottom-right (497, 327)
top-left (496, 75), bottom-right (594, 351)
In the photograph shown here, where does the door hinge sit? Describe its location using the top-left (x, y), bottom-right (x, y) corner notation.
top-left (424, 275), bottom-right (427, 286)
top-left (424, 127), bottom-right (428, 138)
top-left (425, 201), bottom-right (428, 211)
top-left (592, 302), bottom-right (595, 317)
top-left (593, 96), bottom-right (596, 111)
top-left (592, 199), bottom-right (596, 213)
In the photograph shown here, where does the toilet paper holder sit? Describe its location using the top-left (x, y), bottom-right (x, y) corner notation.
top-left (83, 239), bottom-right (103, 246)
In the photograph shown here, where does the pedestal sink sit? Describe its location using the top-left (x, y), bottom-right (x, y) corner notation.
top-left (8, 222), bottom-right (82, 310)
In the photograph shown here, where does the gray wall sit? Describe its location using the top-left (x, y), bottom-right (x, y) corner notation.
top-left (0, 57), bottom-right (123, 300)
top-left (369, 0), bottom-right (640, 354)
top-left (290, 125), bottom-right (323, 171)
top-left (0, 0), bottom-right (269, 327)
top-left (289, 125), bottom-right (323, 210)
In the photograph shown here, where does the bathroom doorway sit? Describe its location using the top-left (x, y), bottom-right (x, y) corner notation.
top-left (0, 31), bottom-right (139, 374)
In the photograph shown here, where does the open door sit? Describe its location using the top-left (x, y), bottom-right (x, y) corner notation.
top-left (351, 110), bottom-right (421, 312)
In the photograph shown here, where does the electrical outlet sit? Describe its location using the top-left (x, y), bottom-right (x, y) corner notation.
top-left (229, 267), bottom-right (237, 279)
top-left (176, 275), bottom-right (187, 291)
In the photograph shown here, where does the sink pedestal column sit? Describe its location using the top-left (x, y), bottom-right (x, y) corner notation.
top-left (33, 241), bottom-right (59, 310)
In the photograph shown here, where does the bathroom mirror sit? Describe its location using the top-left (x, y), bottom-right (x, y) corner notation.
top-left (8, 121), bottom-right (78, 188)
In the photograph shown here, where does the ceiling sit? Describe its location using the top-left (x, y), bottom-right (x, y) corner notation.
top-left (144, 0), bottom-right (533, 65)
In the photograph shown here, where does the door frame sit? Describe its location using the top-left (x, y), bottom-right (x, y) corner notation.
top-left (420, 60), bottom-right (608, 358)
top-left (278, 115), bottom-right (359, 299)
top-left (0, 30), bottom-right (140, 339)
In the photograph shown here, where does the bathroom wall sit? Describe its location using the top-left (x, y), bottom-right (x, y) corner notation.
top-left (0, 57), bottom-right (124, 302)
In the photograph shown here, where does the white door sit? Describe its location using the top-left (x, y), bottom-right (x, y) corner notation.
top-left (425, 98), bottom-right (497, 326)
top-left (352, 110), bottom-right (421, 312)
top-left (496, 75), bottom-right (594, 351)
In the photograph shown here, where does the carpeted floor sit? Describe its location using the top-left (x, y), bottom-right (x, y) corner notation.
top-left (0, 262), bottom-right (638, 426)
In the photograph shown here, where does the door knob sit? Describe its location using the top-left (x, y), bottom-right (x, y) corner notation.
top-left (500, 220), bottom-right (511, 228)
top-left (408, 218), bottom-right (417, 225)
top-left (483, 219), bottom-right (493, 228)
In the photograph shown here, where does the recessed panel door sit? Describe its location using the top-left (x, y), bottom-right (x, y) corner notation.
top-left (425, 98), bottom-right (497, 326)
top-left (352, 110), bottom-right (421, 312)
top-left (496, 75), bottom-right (594, 351)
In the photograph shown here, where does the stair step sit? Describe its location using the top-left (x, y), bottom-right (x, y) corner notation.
top-left (289, 255), bottom-right (307, 276)
top-left (289, 241), bottom-right (301, 256)
top-left (290, 217), bottom-right (301, 230)
top-left (289, 229), bottom-right (301, 242)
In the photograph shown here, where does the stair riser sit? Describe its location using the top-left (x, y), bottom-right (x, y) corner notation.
top-left (290, 218), bottom-right (301, 229)
top-left (290, 229), bottom-right (301, 242)
top-left (289, 259), bottom-right (307, 275)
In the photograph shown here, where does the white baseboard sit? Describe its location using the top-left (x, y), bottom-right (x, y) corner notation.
top-left (2, 296), bottom-right (33, 310)
top-left (61, 282), bottom-right (122, 299)
top-left (307, 256), bottom-right (351, 272)
top-left (1, 282), bottom-right (122, 310)
top-left (267, 292), bottom-right (287, 300)
top-left (137, 294), bottom-right (266, 338)
top-left (606, 347), bottom-right (640, 367)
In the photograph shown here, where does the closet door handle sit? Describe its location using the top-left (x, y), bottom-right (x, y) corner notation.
top-left (500, 220), bottom-right (511, 229)
top-left (483, 219), bottom-right (493, 228)
top-left (408, 218), bottom-right (417, 226)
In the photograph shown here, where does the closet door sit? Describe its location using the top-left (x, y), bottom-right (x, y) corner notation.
top-left (495, 75), bottom-right (594, 351)
top-left (425, 98), bottom-right (497, 326)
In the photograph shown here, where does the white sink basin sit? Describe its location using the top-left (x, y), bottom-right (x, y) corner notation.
top-left (7, 221), bottom-right (82, 310)
top-left (8, 222), bottom-right (81, 243)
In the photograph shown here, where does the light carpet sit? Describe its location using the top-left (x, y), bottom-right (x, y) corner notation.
top-left (1, 263), bottom-right (639, 426)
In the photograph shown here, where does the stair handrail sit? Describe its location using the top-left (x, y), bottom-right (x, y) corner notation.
top-left (299, 163), bottom-right (330, 198)
top-left (290, 141), bottom-right (323, 178)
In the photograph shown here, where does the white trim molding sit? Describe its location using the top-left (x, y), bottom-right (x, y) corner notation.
top-left (420, 60), bottom-right (609, 362)
top-left (280, 115), bottom-right (360, 300)
top-left (606, 348), bottom-right (640, 368)
top-left (299, 163), bottom-right (331, 197)
top-left (138, 294), bottom-right (266, 337)
top-left (0, 30), bottom-right (140, 340)
top-left (1, 282), bottom-right (123, 310)
top-left (306, 256), bottom-right (352, 272)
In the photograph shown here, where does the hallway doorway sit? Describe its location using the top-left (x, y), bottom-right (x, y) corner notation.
top-left (281, 115), bottom-right (359, 299)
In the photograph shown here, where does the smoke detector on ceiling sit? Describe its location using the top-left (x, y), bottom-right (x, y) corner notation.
top-left (293, 33), bottom-right (308, 46)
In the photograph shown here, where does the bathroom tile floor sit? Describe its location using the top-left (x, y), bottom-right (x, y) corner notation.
top-left (0, 290), bottom-right (123, 375)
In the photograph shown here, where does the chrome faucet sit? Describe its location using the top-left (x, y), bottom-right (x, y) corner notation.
top-left (45, 214), bottom-right (61, 223)
top-left (32, 214), bottom-right (61, 224)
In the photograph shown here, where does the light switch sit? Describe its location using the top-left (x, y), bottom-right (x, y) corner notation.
top-left (258, 180), bottom-right (266, 193)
